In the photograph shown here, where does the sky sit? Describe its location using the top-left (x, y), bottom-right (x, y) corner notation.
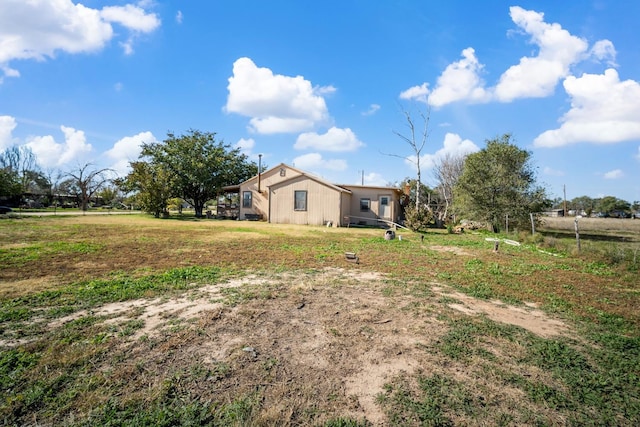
top-left (1, 0), bottom-right (639, 203)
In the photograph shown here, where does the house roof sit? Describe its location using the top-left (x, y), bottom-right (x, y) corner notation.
top-left (239, 163), bottom-right (400, 194)
top-left (339, 184), bottom-right (403, 192)
top-left (239, 163), bottom-right (350, 193)
top-left (239, 163), bottom-right (301, 185)
top-left (221, 184), bottom-right (240, 192)
top-left (269, 169), bottom-right (352, 194)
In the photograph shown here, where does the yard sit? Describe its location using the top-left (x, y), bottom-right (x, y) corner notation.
top-left (0, 214), bottom-right (638, 425)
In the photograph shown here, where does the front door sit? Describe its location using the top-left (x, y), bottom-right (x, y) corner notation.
top-left (379, 195), bottom-right (391, 220)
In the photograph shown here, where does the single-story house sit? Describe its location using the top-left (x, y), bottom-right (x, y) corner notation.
top-left (220, 163), bottom-right (403, 227)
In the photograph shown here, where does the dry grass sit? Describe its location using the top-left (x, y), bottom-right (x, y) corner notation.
top-left (1, 214), bottom-right (639, 426)
top-left (542, 216), bottom-right (640, 236)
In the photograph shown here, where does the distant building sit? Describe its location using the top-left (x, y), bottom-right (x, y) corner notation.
top-left (543, 209), bottom-right (565, 217)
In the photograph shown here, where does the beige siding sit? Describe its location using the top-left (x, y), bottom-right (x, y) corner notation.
top-left (270, 176), bottom-right (343, 226)
top-left (339, 193), bottom-right (352, 227)
top-left (239, 165), bottom-right (302, 220)
top-left (341, 186), bottom-right (401, 226)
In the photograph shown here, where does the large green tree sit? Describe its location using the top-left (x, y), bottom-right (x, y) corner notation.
top-left (454, 134), bottom-right (550, 232)
top-left (117, 161), bottom-right (173, 217)
top-left (570, 195), bottom-right (595, 216)
top-left (595, 196), bottom-right (630, 215)
top-left (140, 130), bottom-right (258, 217)
top-left (0, 167), bottom-right (22, 201)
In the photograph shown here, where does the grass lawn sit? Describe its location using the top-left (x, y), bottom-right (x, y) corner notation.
top-left (1, 214), bottom-right (638, 426)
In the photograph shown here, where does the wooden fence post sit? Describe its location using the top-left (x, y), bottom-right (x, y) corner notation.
top-left (530, 213), bottom-right (535, 235)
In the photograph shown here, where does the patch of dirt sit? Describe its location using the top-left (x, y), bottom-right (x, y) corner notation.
top-left (433, 286), bottom-right (569, 338)
top-left (429, 245), bottom-right (472, 256)
top-left (49, 275), bottom-right (263, 339)
top-left (31, 268), bottom-right (571, 425)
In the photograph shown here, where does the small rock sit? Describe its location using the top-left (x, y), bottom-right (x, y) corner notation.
top-left (242, 346), bottom-right (258, 359)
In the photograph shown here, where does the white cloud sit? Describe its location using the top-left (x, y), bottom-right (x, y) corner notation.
top-left (225, 57), bottom-right (331, 134)
top-left (590, 40), bottom-right (617, 66)
top-left (0, 115), bottom-right (17, 151)
top-left (361, 172), bottom-right (388, 187)
top-left (26, 125), bottom-right (92, 168)
top-left (494, 6), bottom-right (589, 102)
top-left (399, 83), bottom-right (429, 103)
top-left (100, 4), bottom-right (160, 33)
top-left (176, 11), bottom-right (183, 24)
top-left (292, 153), bottom-right (347, 172)
top-left (428, 48), bottom-right (490, 107)
top-left (1, 65), bottom-right (20, 81)
top-left (401, 7), bottom-right (613, 107)
top-left (102, 4), bottom-right (160, 56)
top-left (248, 117), bottom-right (316, 134)
top-left (534, 69), bottom-right (640, 147)
top-left (362, 104), bottom-right (380, 116)
top-left (316, 85), bottom-right (337, 95)
top-left (603, 169), bottom-right (623, 179)
top-left (405, 133), bottom-right (479, 172)
top-left (119, 39), bottom-right (134, 56)
top-left (294, 127), bottom-right (364, 152)
top-left (235, 137), bottom-right (255, 157)
top-left (0, 0), bottom-right (160, 79)
top-left (105, 131), bottom-right (157, 175)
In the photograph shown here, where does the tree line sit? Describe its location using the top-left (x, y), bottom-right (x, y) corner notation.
top-left (399, 134), bottom-right (639, 233)
top-left (0, 130), bottom-right (257, 218)
top-left (2, 126), bottom-right (637, 227)
top-left (393, 108), bottom-right (639, 233)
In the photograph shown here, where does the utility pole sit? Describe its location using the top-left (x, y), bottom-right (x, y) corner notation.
top-left (563, 184), bottom-right (567, 216)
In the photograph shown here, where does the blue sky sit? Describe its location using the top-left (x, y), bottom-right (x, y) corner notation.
top-left (1, 1), bottom-right (639, 203)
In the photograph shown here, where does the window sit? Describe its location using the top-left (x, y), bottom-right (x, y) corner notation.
top-left (242, 191), bottom-right (252, 208)
top-left (294, 190), bottom-right (307, 211)
top-left (360, 198), bottom-right (370, 211)
top-left (380, 196), bottom-right (389, 206)
top-left (280, 168), bottom-right (286, 177)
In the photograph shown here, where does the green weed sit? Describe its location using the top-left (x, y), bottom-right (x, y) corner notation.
top-left (323, 417), bottom-right (371, 426)
top-left (377, 373), bottom-right (476, 426)
top-left (0, 241), bottom-right (103, 267)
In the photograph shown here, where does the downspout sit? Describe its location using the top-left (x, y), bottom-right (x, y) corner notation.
top-left (268, 186), bottom-right (271, 223)
top-left (258, 153), bottom-right (262, 193)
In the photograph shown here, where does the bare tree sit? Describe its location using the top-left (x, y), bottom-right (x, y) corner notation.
top-left (0, 145), bottom-right (41, 196)
top-left (383, 106), bottom-right (430, 210)
top-left (433, 152), bottom-right (466, 225)
top-left (64, 163), bottom-right (113, 211)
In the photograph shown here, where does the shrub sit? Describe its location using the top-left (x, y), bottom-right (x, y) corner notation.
top-left (403, 206), bottom-right (433, 232)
